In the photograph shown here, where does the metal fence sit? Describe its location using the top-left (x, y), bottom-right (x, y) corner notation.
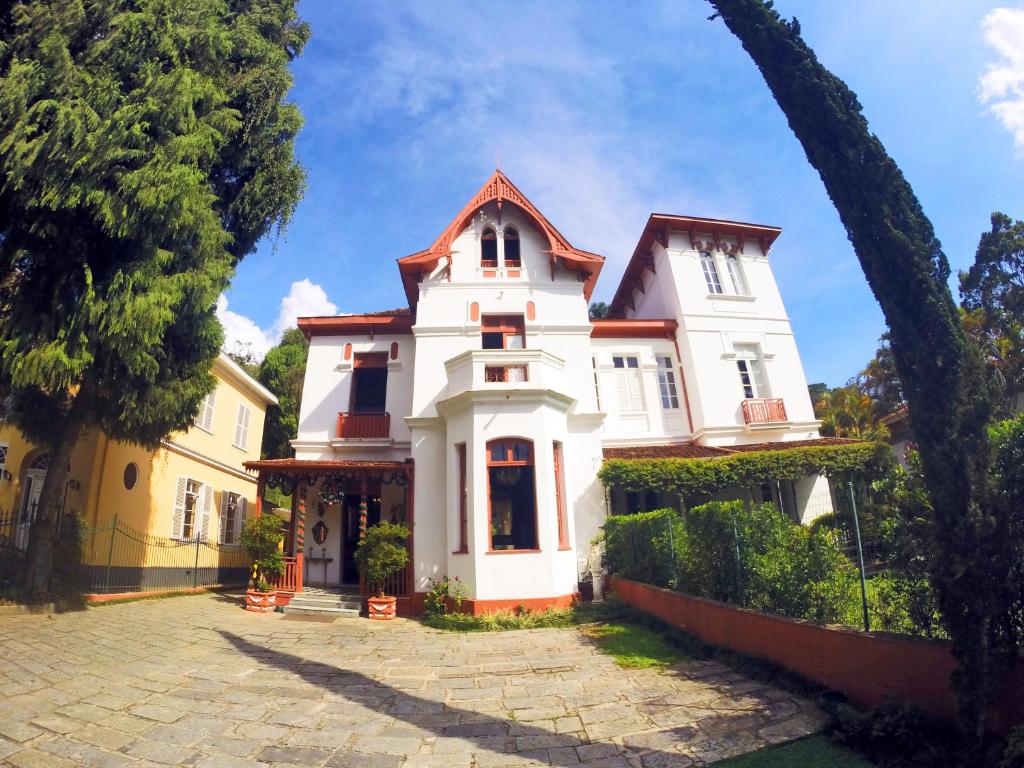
top-left (0, 509), bottom-right (250, 595)
top-left (80, 516), bottom-right (250, 594)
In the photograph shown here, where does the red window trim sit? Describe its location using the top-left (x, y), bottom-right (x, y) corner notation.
top-left (353, 352), bottom-right (388, 369)
top-left (485, 438), bottom-right (538, 553)
top-left (481, 315), bottom-right (525, 349)
top-left (553, 441), bottom-right (570, 550)
top-left (455, 443), bottom-right (468, 554)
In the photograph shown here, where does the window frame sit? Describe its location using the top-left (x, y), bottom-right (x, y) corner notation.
top-left (481, 227), bottom-right (498, 267)
top-left (503, 226), bottom-right (521, 267)
top-left (553, 441), bottom-right (570, 550)
top-left (734, 344), bottom-right (769, 399)
top-left (220, 490), bottom-right (246, 545)
top-left (485, 438), bottom-right (539, 553)
top-left (0, 443), bottom-right (8, 477)
top-left (700, 251), bottom-right (723, 295)
top-left (725, 253), bottom-right (748, 295)
top-left (481, 314), bottom-right (526, 350)
top-left (657, 356), bottom-right (680, 409)
top-left (455, 443), bottom-right (468, 554)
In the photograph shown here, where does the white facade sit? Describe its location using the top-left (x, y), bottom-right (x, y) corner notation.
top-left (287, 172), bottom-right (831, 611)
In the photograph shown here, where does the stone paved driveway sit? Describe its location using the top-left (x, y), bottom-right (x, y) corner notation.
top-left (0, 593), bottom-right (824, 767)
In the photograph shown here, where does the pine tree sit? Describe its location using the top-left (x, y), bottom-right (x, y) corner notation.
top-left (0, 1), bottom-right (308, 592)
top-left (707, 0), bottom-right (1013, 747)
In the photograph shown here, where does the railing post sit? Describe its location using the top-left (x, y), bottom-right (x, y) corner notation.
top-left (193, 531), bottom-right (201, 588)
top-left (104, 514), bottom-right (118, 594)
top-left (848, 480), bottom-right (870, 632)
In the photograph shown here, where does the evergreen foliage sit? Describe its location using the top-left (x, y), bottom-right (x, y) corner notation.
top-left (354, 522), bottom-right (410, 597)
top-left (708, 0), bottom-right (1009, 744)
top-left (240, 512), bottom-right (285, 592)
top-left (960, 213), bottom-right (1024, 413)
top-left (0, 1), bottom-right (308, 591)
top-left (604, 503), bottom-right (858, 626)
top-left (599, 441), bottom-right (889, 503)
top-left (258, 327), bottom-right (308, 459)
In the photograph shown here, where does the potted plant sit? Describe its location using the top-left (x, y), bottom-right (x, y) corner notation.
top-left (240, 513), bottom-right (285, 613)
top-left (354, 521), bottom-right (410, 620)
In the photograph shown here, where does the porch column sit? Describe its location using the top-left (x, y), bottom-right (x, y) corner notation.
top-left (288, 481), bottom-right (299, 555)
top-left (359, 475), bottom-right (368, 541)
top-left (404, 463), bottom-right (415, 596)
top-left (255, 475), bottom-right (265, 517)
top-left (295, 481), bottom-right (306, 594)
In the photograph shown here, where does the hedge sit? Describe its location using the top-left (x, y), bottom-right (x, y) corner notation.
top-left (604, 501), bottom-right (860, 626)
top-left (598, 441), bottom-right (891, 502)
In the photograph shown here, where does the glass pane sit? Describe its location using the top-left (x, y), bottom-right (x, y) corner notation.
top-left (505, 334), bottom-right (524, 350)
top-left (489, 442), bottom-right (507, 463)
top-left (612, 356), bottom-right (624, 368)
top-left (626, 357), bottom-right (638, 368)
top-left (511, 442), bottom-right (530, 462)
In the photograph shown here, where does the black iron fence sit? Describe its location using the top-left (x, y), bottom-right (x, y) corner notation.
top-left (0, 510), bottom-right (250, 595)
top-left (81, 515), bottom-right (249, 594)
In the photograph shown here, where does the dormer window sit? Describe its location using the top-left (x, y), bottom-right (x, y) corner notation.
top-left (503, 226), bottom-right (520, 267)
top-left (481, 227), bottom-right (498, 267)
top-left (700, 251), bottom-right (723, 294)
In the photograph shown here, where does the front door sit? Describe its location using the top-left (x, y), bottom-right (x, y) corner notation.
top-left (17, 470), bottom-right (45, 551)
top-left (340, 492), bottom-right (381, 585)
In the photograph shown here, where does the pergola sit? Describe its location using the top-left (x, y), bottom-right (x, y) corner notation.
top-left (243, 458), bottom-right (415, 601)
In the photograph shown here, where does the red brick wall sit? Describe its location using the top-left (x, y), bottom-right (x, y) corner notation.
top-left (610, 577), bottom-right (1024, 734)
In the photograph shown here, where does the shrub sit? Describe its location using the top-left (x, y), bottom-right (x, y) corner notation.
top-left (423, 575), bottom-right (467, 617)
top-left (603, 508), bottom-right (685, 588)
top-left (240, 513), bottom-right (285, 592)
top-left (355, 522), bottom-right (410, 597)
top-left (1001, 726), bottom-right (1024, 768)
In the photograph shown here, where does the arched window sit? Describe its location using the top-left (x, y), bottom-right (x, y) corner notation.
top-left (503, 226), bottom-right (520, 267)
top-left (486, 439), bottom-right (537, 551)
top-left (481, 227), bottom-right (498, 267)
top-left (725, 253), bottom-right (747, 295)
top-left (700, 251), bottom-right (723, 294)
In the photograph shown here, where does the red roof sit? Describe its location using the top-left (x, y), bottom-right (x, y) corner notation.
top-left (398, 170), bottom-right (604, 311)
top-left (608, 213), bottom-right (782, 317)
top-left (590, 319), bottom-right (678, 339)
top-left (603, 437), bottom-right (861, 460)
top-left (298, 313), bottom-right (414, 338)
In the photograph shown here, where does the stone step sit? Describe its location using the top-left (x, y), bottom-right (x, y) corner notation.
top-left (287, 595), bottom-right (362, 608)
top-left (282, 603), bottom-right (362, 617)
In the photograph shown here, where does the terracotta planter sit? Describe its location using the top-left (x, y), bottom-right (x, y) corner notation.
top-left (367, 595), bottom-right (397, 620)
top-left (245, 589), bottom-right (277, 613)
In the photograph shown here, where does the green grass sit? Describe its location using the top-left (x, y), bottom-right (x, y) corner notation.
top-left (710, 736), bottom-right (873, 767)
top-left (579, 621), bottom-right (688, 668)
top-left (420, 607), bottom-right (578, 632)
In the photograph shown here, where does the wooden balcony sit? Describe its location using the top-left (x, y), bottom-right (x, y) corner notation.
top-left (484, 364), bottom-right (529, 383)
top-left (741, 398), bottom-right (788, 425)
top-left (336, 411), bottom-right (390, 439)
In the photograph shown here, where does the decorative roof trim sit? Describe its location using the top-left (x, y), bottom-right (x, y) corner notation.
top-left (298, 314), bottom-right (415, 338)
top-left (590, 319), bottom-right (678, 340)
top-left (397, 170), bottom-right (604, 310)
top-left (244, 458), bottom-right (413, 473)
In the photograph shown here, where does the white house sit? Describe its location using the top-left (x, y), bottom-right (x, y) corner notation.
top-left (245, 170), bottom-right (836, 614)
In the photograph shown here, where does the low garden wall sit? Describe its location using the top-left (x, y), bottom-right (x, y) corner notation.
top-left (610, 576), bottom-right (1024, 734)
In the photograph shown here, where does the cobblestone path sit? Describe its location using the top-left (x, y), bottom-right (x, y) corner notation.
top-left (0, 593), bottom-right (824, 767)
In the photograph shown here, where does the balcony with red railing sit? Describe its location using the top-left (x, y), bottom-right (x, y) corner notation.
top-left (272, 553), bottom-right (303, 595)
top-left (336, 411), bottom-right (391, 439)
top-left (741, 398), bottom-right (788, 425)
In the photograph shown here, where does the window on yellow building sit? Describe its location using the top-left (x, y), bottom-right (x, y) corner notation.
top-left (173, 478), bottom-right (211, 540)
top-left (234, 404), bottom-right (251, 449)
top-left (195, 390), bottom-right (216, 432)
top-left (220, 491), bottom-right (246, 545)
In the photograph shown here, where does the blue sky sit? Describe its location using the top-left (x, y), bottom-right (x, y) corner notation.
top-left (218, 0), bottom-right (1024, 388)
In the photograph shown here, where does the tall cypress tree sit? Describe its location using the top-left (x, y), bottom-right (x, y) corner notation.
top-left (0, 1), bottom-right (308, 591)
top-left (707, 0), bottom-right (1013, 747)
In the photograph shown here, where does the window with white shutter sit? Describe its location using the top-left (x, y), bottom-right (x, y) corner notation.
top-left (725, 254), bottom-right (749, 295)
top-left (220, 491), bottom-right (245, 545)
top-left (0, 443), bottom-right (7, 477)
top-left (195, 390), bottom-right (217, 432)
top-left (200, 484), bottom-right (213, 542)
top-left (700, 252), bottom-right (723, 294)
top-left (734, 344), bottom-right (769, 398)
top-left (174, 478), bottom-right (202, 539)
top-left (234, 404), bottom-right (251, 449)
top-left (612, 356), bottom-right (644, 412)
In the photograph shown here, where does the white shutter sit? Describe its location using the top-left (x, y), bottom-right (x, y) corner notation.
top-left (628, 371), bottom-right (644, 410)
top-left (616, 372), bottom-right (630, 411)
top-left (237, 497), bottom-right (247, 542)
top-left (199, 390), bottom-right (216, 432)
top-left (234, 404), bottom-right (250, 449)
top-left (172, 477), bottom-right (187, 539)
top-left (242, 407), bottom-right (250, 447)
top-left (200, 484), bottom-right (213, 542)
top-left (219, 492), bottom-right (228, 544)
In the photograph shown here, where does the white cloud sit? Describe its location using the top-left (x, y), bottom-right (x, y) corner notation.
top-left (217, 279), bottom-right (338, 360)
top-left (979, 5), bottom-right (1024, 152)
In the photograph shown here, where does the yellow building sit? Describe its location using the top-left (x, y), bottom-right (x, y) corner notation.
top-left (0, 354), bottom-right (278, 592)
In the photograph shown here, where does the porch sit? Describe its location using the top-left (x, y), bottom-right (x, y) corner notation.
top-left (243, 458), bottom-right (414, 610)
